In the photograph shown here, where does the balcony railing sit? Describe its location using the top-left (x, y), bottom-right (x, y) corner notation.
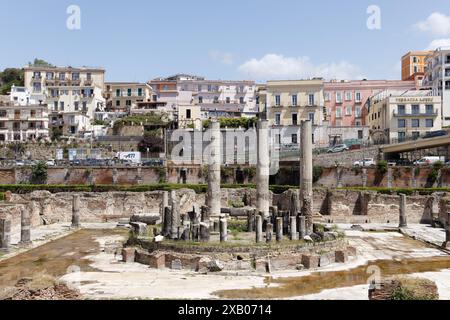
top-left (393, 109), bottom-right (439, 117)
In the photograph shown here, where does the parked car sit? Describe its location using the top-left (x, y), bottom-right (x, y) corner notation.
top-left (423, 130), bottom-right (448, 139)
top-left (15, 160), bottom-right (25, 167)
top-left (46, 159), bottom-right (56, 166)
top-left (414, 156), bottom-right (445, 166)
top-left (394, 158), bottom-right (413, 166)
top-left (353, 158), bottom-right (376, 167)
top-left (70, 159), bottom-right (82, 166)
top-left (327, 144), bottom-right (349, 153)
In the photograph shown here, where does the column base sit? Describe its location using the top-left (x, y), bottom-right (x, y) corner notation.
top-left (19, 240), bottom-right (32, 247)
top-left (0, 247), bottom-right (10, 253)
top-left (442, 241), bottom-right (450, 250)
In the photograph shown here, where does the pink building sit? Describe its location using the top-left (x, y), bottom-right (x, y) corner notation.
top-left (324, 80), bottom-right (417, 126)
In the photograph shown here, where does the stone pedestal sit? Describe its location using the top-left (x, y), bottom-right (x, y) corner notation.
top-left (71, 194), bottom-right (80, 228)
top-left (255, 215), bottom-right (263, 243)
top-left (0, 219), bottom-right (11, 252)
top-left (19, 208), bottom-right (32, 246)
top-left (200, 205), bottom-right (210, 242)
top-left (160, 191), bottom-right (169, 224)
top-left (220, 217), bottom-right (227, 242)
top-left (163, 207), bottom-right (172, 237)
top-left (399, 194), bottom-right (407, 228)
top-left (247, 209), bottom-right (255, 232)
top-left (298, 216), bottom-right (306, 239)
top-left (276, 217), bottom-right (283, 242)
top-left (266, 223), bottom-right (273, 243)
top-left (290, 216), bottom-right (298, 240)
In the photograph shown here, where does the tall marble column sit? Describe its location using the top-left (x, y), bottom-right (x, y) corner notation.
top-left (207, 120), bottom-right (221, 220)
top-left (256, 120), bottom-right (270, 220)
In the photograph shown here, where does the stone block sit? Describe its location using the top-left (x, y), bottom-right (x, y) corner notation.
top-left (122, 247), bottom-right (135, 263)
top-left (319, 253), bottom-right (334, 267)
top-left (135, 250), bottom-right (152, 265)
top-left (335, 250), bottom-right (348, 263)
top-left (171, 259), bottom-right (183, 270)
top-left (301, 254), bottom-right (319, 269)
top-left (347, 246), bottom-right (357, 256)
top-left (149, 252), bottom-right (166, 269)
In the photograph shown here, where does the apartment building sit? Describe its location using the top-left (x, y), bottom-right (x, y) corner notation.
top-left (265, 79), bottom-right (324, 127)
top-left (49, 111), bottom-right (92, 136)
top-left (324, 80), bottom-right (417, 127)
top-left (104, 82), bottom-right (152, 112)
top-left (0, 96), bottom-right (49, 142)
top-left (149, 74), bottom-right (258, 123)
top-left (401, 51), bottom-right (432, 84)
top-left (423, 47), bottom-right (450, 126)
top-left (9, 85), bottom-right (41, 106)
top-left (23, 66), bottom-right (105, 129)
top-left (365, 89), bottom-right (441, 143)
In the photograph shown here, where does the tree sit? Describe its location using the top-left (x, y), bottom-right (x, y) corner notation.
top-left (0, 68), bottom-right (24, 95)
top-left (28, 58), bottom-right (54, 67)
top-left (51, 127), bottom-right (63, 142)
top-left (31, 161), bottom-right (48, 185)
top-left (138, 134), bottom-right (164, 154)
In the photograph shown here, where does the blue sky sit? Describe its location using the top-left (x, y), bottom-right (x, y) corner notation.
top-left (1, 0), bottom-right (450, 82)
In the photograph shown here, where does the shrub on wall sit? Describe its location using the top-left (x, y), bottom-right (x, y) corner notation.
top-left (30, 161), bottom-right (48, 185)
top-left (313, 166), bottom-right (323, 183)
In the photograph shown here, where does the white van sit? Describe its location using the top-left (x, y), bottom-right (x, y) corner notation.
top-left (414, 156), bottom-right (445, 166)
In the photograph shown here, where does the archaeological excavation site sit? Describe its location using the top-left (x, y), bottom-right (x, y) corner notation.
top-left (1, 120), bottom-right (450, 302)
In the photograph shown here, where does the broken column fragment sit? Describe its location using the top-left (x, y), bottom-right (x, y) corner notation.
top-left (170, 190), bottom-right (180, 239)
top-left (255, 214), bottom-right (263, 243)
top-left (399, 194), bottom-right (407, 228)
top-left (276, 217), bottom-right (283, 242)
top-left (71, 194), bottom-right (80, 228)
top-left (200, 205), bottom-right (210, 242)
top-left (220, 217), bottom-right (228, 243)
top-left (19, 207), bottom-right (32, 246)
top-left (0, 218), bottom-right (11, 252)
top-left (290, 216), bottom-right (298, 240)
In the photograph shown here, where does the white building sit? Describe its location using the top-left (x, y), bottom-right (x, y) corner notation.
top-left (423, 47), bottom-right (450, 126)
top-left (24, 66), bottom-right (105, 135)
top-left (365, 89), bottom-right (442, 142)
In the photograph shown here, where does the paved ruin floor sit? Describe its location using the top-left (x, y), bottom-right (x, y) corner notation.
top-left (59, 225), bottom-right (450, 300)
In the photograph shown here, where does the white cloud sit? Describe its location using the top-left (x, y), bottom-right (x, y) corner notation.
top-left (425, 39), bottom-right (450, 50)
top-left (415, 12), bottom-right (450, 36)
top-left (238, 54), bottom-right (364, 81)
top-left (209, 50), bottom-right (234, 65)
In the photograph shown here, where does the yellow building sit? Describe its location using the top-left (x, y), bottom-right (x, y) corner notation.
top-left (177, 104), bottom-right (202, 129)
top-left (265, 79), bottom-right (324, 126)
top-left (401, 51), bottom-right (432, 83)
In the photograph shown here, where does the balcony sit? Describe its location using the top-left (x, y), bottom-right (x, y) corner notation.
top-left (393, 109), bottom-right (439, 117)
top-left (32, 75), bottom-right (42, 80)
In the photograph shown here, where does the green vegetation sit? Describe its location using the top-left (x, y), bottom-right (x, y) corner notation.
top-left (228, 199), bottom-right (245, 208)
top-left (51, 127), bottom-right (63, 142)
top-left (0, 68), bottom-right (24, 95)
top-left (8, 142), bottom-right (26, 157)
top-left (390, 278), bottom-right (439, 300)
top-left (0, 193), bottom-right (5, 201)
top-left (113, 113), bottom-right (169, 132)
top-left (313, 166), bottom-right (323, 183)
top-left (30, 161), bottom-right (48, 185)
top-left (138, 134), bottom-right (164, 154)
top-left (202, 117), bottom-right (258, 129)
top-left (427, 162), bottom-right (443, 184)
top-left (27, 58), bottom-right (54, 67)
top-left (376, 160), bottom-right (388, 175)
top-left (92, 119), bottom-right (108, 126)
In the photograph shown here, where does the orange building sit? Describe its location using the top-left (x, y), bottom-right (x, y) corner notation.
top-left (401, 51), bottom-right (432, 83)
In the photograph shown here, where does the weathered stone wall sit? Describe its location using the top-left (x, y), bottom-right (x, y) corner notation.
top-left (313, 147), bottom-right (381, 167)
top-left (1, 188), bottom-right (447, 232)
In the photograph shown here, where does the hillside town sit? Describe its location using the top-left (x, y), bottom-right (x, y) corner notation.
top-left (0, 49), bottom-right (448, 164)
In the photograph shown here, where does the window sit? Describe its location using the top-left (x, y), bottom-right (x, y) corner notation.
top-left (292, 94), bottom-right (297, 106)
top-left (308, 113), bottom-right (315, 124)
top-left (355, 92), bottom-right (362, 102)
top-left (126, 100), bottom-right (131, 106)
top-left (426, 105), bottom-right (434, 114)
top-left (355, 107), bottom-right (362, 118)
top-left (398, 132), bottom-right (406, 142)
top-left (358, 130), bottom-right (363, 139)
top-left (74, 101), bottom-right (79, 111)
top-left (275, 95), bottom-right (281, 106)
top-left (138, 88), bottom-right (143, 97)
top-left (239, 97), bottom-right (244, 104)
top-left (336, 92), bottom-right (342, 103)
top-left (127, 89), bottom-right (132, 97)
top-left (53, 101), bottom-right (58, 111)
top-left (59, 102), bottom-right (64, 111)
top-left (411, 119), bottom-right (420, 128)
top-left (412, 131), bottom-right (420, 140)
top-left (336, 107), bottom-right (342, 118)
top-left (33, 82), bottom-right (41, 93)
top-left (214, 96), bottom-right (219, 103)
top-left (292, 113), bottom-right (298, 125)
top-left (116, 89), bottom-right (121, 97)
top-left (186, 109), bottom-right (191, 119)
top-left (426, 119), bottom-right (434, 127)
top-left (59, 73), bottom-right (65, 80)
top-left (308, 94), bottom-right (315, 106)
top-left (208, 85), bottom-right (212, 92)
top-left (72, 73), bottom-right (80, 81)
top-left (46, 72), bottom-right (54, 80)
top-left (398, 105), bottom-right (406, 115)
top-left (398, 119), bottom-right (406, 128)
top-left (116, 100), bottom-right (120, 107)
top-left (82, 102), bottom-right (87, 111)
top-left (275, 134), bottom-right (281, 144)
top-left (226, 97), bottom-right (231, 104)
top-left (198, 85), bottom-right (202, 92)
top-left (86, 73), bottom-right (92, 81)
top-left (292, 134), bottom-right (298, 144)
top-left (199, 96), bottom-right (203, 104)
top-left (324, 92), bottom-right (330, 101)
top-left (345, 106), bottom-right (352, 116)
top-left (345, 91), bottom-right (352, 101)
top-left (411, 105), bottom-right (420, 115)
top-left (275, 113), bottom-right (281, 125)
